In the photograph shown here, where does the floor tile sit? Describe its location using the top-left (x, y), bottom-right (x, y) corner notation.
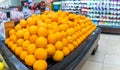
top-left (104, 55), bottom-right (120, 65)
top-left (102, 64), bottom-right (120, 70)
top-left (81, 61), bottom-right (102, 70)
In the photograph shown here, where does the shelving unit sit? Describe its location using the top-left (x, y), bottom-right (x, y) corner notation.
top-left (61, 0), bottom-right (120, 34)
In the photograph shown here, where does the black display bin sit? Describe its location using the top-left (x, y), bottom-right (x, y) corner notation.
top-left (0, 28), bottom-right (101, 70)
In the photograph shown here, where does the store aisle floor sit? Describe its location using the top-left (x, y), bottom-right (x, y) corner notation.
top-left (81, 34), bottom-right (120, 70)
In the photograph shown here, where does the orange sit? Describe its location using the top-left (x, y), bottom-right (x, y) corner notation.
top-left (17, 39), bottom-right (24, 46)
top-left (55, 41), bottom-right (63, 50)
top-left (33, 60), bottom-right (48, 70)
top-left (22, 28), bottom-right (28, 32)
top-left (44, 10), bottom-right (49, 14)
top-left (72, 34), bottom-right (77, 41)
top-left (68, 44), bottom-right (75, 52)
top-left (20, 51), bottom-right (28, 60)
top-left (53, 50), bottom-right (64, 61)
top-left (62, 38), bottom-right (68, 47)
top-left (76, 39), bottom-right (81, 45)
top-left (52, 22), bottom-right (58, 27)
top-left (68, 21), bottom-right (74, 27)
top-left (68, 14), bottom-right (74, 20)
top-left (5, 38), bottom-right (10, 44)
top-left (27, 44), bottom-right (36, 54)
top-left (27, 17), bottom-right (36, 26)
top-left (34, 48), bottom-right (47, 60)
top-left (11, 44), bottom-right (17, 52)
top-left (19, 19), bottom-right (27, 28)
top-left (15, 24), bottom-right (22, 31)
top-left (23, 32), bottom-right (30, 40)
top-left (67, 36), bottom-right (73, 43)
top-left (48, 30), bottom-right (54, 34)
top-left (8, 41), bottom-right (13, 48)
top-left (37, 21), bottom-right (48, 28)
top-left (55, 32), bottom-right (62, 41)
top-left (16, 30), bottom-right (24, 38)
top-left (15, 47), bottom-right (23, 56)
top-left (47, 24), bottom-right (54, 29)
top-left (28, 26), bottom-right (39, 35)
top-left (81, 28), bottom-right (86, 34)
top-left (44, 19), bottom-right (51, 24)
top-left (29, 35), bottom-right (38, 43)
top-left (25, 55), bottom-right (36, 66)
top-left (62, 47), bottom-right (70, 56)
top-left (9, 35), bottom-right (17, 43)
top-left (46, 44), bottom-right (56, 56)
top-left (38, 27), bottom-right (48, 37)
top-left (70, 28), bottom-right (75, 34)
top-left (73, 41), bottom-right (79, 48)
top-left (9, 29), bottom-right (15, 35)
top-left (61, 31), bottom-right (67, 38)
top-left (47, 33), bottom-right (56, 44)
top-left (22, 40), bottom-right (30, 51)
top-left (59, 24), bottom-right (68, 31)
top-left (66, 29), bottom-right (72, 36)
top-left (35, 37), bottom-right (47, 48)
top-left (52, 26), bottom-right (60, 32)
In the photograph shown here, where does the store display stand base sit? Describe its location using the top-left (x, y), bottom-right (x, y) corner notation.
top-left (99, 25), bottom-right (120, 35)
top-left (0, 28), bottom-right (101, 70)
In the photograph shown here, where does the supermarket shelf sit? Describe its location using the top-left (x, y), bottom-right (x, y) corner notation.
top-left (0, 28), bottom-right (101, 70)
top-left (98, 25), bottom-right (120, 34)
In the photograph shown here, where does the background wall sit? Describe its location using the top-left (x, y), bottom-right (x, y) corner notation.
top-left (11, 0), bottom-right (21, 6)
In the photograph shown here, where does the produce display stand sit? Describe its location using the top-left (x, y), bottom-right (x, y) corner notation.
top-left (99, 25), bottom-right (120, 35)
top-left (0, 28), bottom-right (101, 70)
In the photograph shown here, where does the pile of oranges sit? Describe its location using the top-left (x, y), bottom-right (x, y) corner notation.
top-left (5, 10), bottom-right (96, 70)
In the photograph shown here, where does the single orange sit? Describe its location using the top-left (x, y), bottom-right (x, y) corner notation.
top-left (8, 41), bottom-right (14, 48)
top-left (16, 30), bottom-right (24, 38)
top-left (27, 17), bottom-right (36, 26)
top-left (53, 50), bottom-right (64, 61)
top-left (35, 37), bottom-right (47, 48)
top-left (19, 19), bottom-right (27, 28)
top-left (22, 40), bottom-right (30, 51)
top-left (46, 44), bottom-right (56, 56)
top-left (62, 47), bottom-right (70, 56)
top-left (68, 44), bottom-right (75, 52)
top-left (17, 39), bottom-right (24, 46)
top-left (33, 60), bottom-right (48, 70)
top-left (25, 55), bottom-right (36, 66)
top-left (37, 27), bottom-right (48, 37)
top-left (11, 44), bottom-right (17, 52)
top-left (15, 24), bottom-right (22, 31)
top-left (67, 36), bottom-right (73, 43)
top-left (34, 48), bottom-right (47, 60)
top-left (20, 51), bottom-right (28, 60)
top-left (9, 29), bottom-right (16, 35)
top-left (5, 38), bottom-right (10, 44)
top-left (28, 26), bottom-right (39, 35)
top-left (23, 32), bottom-right (30, 40)
top-left (47, 33), bottom-right (56, 44)
top-left (62, 38), bottom-right (68, 47)
top-left (15, 47), bottom-right (23, 56)
top-left (29, 35), bottom-right (38, 43)
top-left (55, 41), bottom-right (63, 50)
top-left (55, 32), bottom-right (62, 41)
top-left (27, 44), bottom-right (36, 54)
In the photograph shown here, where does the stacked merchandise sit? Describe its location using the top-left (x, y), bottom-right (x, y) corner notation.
top-left (61, 0), bottom-right (120, 26)
top-left (5, 10), bottom-right (96, 70)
